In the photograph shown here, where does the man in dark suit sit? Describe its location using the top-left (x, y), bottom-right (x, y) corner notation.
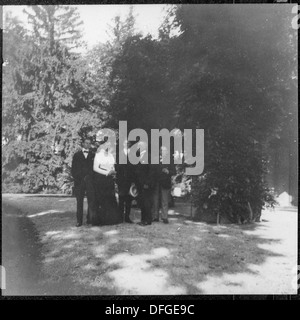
top-left (116, 140), bottom-right (134, 223)
top-left (152, 146), bottom-right (176, 224)
top-left (133, 141), bottom-right (156, 226)
top-left (71, 137), bottom-right (95, 227)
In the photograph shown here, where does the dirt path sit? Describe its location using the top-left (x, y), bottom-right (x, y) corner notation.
top-left (1, 194), bottom-right (298, 295)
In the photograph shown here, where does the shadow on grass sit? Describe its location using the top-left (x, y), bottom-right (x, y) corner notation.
top-left (167, 221), bottom-right (285, 294)
top-left (2, 203), bottom-right (44, 295)
top-left (1, 203), bottom-right (109, 295)
top-left (2, 198), bottom-right (295, 295)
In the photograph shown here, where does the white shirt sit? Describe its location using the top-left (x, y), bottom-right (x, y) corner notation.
top-left (82, 148), bottom-right (89, 159)
top-left (93, 149), bottom-right (115, 176)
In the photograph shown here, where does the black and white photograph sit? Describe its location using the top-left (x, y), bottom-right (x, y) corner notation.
top-left (1, 2), bottom-right (298, 299)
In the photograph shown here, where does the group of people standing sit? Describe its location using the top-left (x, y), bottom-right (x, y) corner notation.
top-left (71, 136), bottom-right (175, 227)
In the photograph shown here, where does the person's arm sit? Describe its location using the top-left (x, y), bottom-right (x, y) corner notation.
top-left (71, 153), bottom-right (81, 180)
top-left (93, 152), bottom-right (110, 176)
top-left (93, 152), bottom-right (115, 176)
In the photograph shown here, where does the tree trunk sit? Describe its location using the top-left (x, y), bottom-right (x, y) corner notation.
top-left (248, 201), bottom-right (254, 222)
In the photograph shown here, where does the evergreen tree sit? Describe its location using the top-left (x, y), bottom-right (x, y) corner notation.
top-left (2, 6), bottom-right (102, 194)
top-left (87, 7), bottom-right (143, 130)
top-left (24, 5), bottom-right (83, 52)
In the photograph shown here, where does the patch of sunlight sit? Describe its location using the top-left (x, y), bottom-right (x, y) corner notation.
top-left (47, 251), bottom-right (74, 261)
top-left (168, 210), bottom-right (180, 215)
top-left (108, 253), bottom-right (149, 268)
top-left (73, 256), bottom-right (88, 264)
top-left (194, 222), bottom-right (207, 226)
top-left (193, 236), bottom-right (201, 241)
top-left (53, 229), bottom-right (83, 240)
top-left (197, 255), bottom-right (298, 294)
top-left (92, 245), bottom-right (107, 258)
top-left (247, 263), bottom-right (263, 273)
top-left (151, 247), bottom-right (170, 259)
top-left (217, 234), bottom-right (232, 239)
top-left (108, 238), bottom-right (119, 244)
top-left (85, 234), bottom-right (101, 241)
top-left (28, 210), bottom-right (64, 218)
top-left (276, 191), bottom-right (293, 207)
top-left (89, 227), bottom-right (103, 233)
top-left (121, 237), bottom-right (145, 243)
top-left (108, 267), bottom-right (186, 295)
top-left (174, 223), bottom-right (183, 227)
top-left (243, 229), bottom-right (270, 238)
top-left (62, 243), bottom-right (77, 249)
top-left (58, 199), bottom-right (72, 202)
top-left (211, 225), bottom-right (228, 230)
top-left (257, 242), bottom-right (284, 253)
top-left (196, 273), bottom-right (253, 294)
top-left (45, 230), bottom-right (62, 236)
top-left (184, 220), bottom-right (205, 226)
top-left (207, 247), bottom-right (216, 251)
top-left (82, 263), bottom-right (97, 271)
top-left (103, 230), bottom-right (119, 236)
top-left (90, 278), bottom-right (105, 288)
top-left (44, 257), bottom-right (56, 264)
top-left (105, 247), bottom-right (185, 295)
top-left (169, 217), bottom-right (178, 221)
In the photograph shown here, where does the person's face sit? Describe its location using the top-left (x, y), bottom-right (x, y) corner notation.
top-left (95, 141), bottom-right (100, 148)
top-left (82, 139), bottom-right (92, 150)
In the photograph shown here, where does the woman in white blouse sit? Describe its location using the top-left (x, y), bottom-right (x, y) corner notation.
top-left (92, 139), bottom-right (122, 226)
top-left (93, 146), bottom-right (116, 177)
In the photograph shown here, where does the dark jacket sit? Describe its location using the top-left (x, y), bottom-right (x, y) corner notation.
top-left (132, 152), bottom-right (156, 191)
top-left (156, 161), bottom-right (176, 190)
top-left (116, 164), bottom-right (134, 196)
top-left (115, 149), bottom-right (135, 196)
top-left (71, 149), bottom-right (94, 185)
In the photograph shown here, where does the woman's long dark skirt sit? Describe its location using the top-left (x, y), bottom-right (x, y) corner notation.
top-left (91, 173), bottom-right (122, 226)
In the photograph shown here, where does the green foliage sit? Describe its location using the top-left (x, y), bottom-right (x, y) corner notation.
top-left (2, 5), bottom-right (296, 225)
top-left (108, 33), bottom-right (176, 132)
top-left (2, 6), bottom-right (103, 194)
top-left (172, 5), bottom-right (295, 222)
top-left (191, 129), bottom-right (277, 223)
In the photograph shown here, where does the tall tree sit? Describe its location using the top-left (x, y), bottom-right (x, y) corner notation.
top-left (108, 34), bottom-right (175, 132)
top-left (2, 6), bottom-right (101, 194)
top-left (171, 5), bottom-right (296, 222)
top-left (24, 5), bottom-right (83, 52)
top-left (87, 7), bottom-right (137, 116)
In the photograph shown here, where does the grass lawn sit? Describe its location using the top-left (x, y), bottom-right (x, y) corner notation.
top-left (2, 194), bottom-right (298, 295)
